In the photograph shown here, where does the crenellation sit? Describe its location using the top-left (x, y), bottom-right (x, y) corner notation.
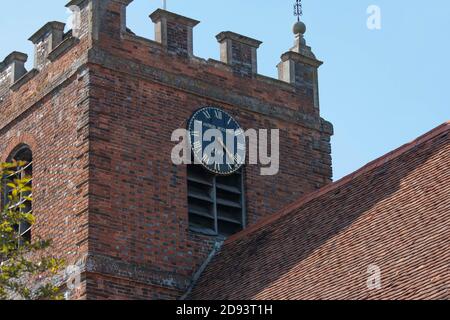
top-left (0, 65), bottom-right (12, 99)
top-left (10, 69), bottom-right (39, 93)
top-left (1, 0), bottom-right (325, 102)
top-left (29, 21), bottom-right (66, 70)
top-left (150, 9), bottom-right (199, 58)
top-left (216, 31), bottom-right (262, 78)
top-left (0, 51), bottom-right (28, 98)
top-left (117, 25), bottom-right (318, 106)
top-left (66, 0), bottom-right (133, 42)
top-left (48, 32), bottom-right (79, 62)
top-left (66, 0), bottom-right (94, 40)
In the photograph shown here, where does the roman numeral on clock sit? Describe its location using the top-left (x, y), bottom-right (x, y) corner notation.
top-left (193, 141), bottom-right (202, 153)
top-left (202, 154), bottom-right (210, 164)
top-left (202, 111), bottom-right (211, 119)
top-left (214, 110), bottom-right (223, 120)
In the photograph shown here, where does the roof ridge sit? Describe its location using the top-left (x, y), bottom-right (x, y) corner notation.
top-left (226, 121), bottom-right (450, 244)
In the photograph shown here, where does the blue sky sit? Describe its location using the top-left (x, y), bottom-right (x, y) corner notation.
top-left (1, 1), bottom-right (449, 180)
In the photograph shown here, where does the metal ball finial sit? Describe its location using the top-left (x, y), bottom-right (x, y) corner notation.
top-left (293, 1), bottom-right (306, 36)
top-left (293, 21), bottom-right (306, 35)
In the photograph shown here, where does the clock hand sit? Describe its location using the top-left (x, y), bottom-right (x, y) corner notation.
top-left (217, 138), bottom-right (235, 164)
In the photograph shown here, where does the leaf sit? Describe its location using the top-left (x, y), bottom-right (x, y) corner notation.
top-left (0, 161), bottom-right (65, 300)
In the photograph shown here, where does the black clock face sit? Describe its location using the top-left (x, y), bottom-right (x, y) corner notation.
top-left (188, 107), bottom-right (246, 175)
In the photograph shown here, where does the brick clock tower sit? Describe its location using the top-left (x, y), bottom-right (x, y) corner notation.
top-left (0, 1), bottom-right (332, 300)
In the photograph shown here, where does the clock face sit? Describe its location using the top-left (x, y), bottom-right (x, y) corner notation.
top-left (188, 107), bottom-right (246, 175)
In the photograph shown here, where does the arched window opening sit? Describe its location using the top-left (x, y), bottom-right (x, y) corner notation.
top-left (4, 145), bottom-right (33, 245)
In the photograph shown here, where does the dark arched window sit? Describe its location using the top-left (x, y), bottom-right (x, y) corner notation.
top-left (4, 145), bottom-right (33, 245)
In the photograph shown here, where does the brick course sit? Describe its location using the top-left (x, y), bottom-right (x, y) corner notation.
top-left (190, 123), bottom-right (450, 300)
top-left (0, 0), bottom-right (332, 300)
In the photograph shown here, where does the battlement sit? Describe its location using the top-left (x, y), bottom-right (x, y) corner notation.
top-left (0, 0), bottom-right (323, 108)
top-left (0, 52), bottom-right (27, 98)
top-left (0, 1), bottom-right (334, 300)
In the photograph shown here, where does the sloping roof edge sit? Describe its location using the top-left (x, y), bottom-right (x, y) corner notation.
top-left (227, 121), bottom-right (450, 244)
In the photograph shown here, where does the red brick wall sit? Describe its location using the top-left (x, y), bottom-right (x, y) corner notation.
top-left (83, 2), bottom-right (333, 298)
top-left (0, 35), bottom-right (92, 299)
top-left (0, 0), bottom-right (333, 300)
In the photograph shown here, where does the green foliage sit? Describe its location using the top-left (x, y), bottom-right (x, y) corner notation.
top-left (0, 161), bottom-right (65, 300)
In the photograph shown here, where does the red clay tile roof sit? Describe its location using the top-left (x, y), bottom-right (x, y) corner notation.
top-left (190, 122), bottom-right (450, 300)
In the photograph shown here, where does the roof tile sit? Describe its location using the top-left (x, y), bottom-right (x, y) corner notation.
top-left (190, 122), bottom-right (450, 300)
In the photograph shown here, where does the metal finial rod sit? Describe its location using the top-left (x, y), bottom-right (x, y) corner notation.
top-left (294, 0), bottom-right (303, 22)
top-left (162, 0), bottom-right (167, 10)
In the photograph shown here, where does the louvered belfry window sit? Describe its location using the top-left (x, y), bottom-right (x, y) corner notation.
top-left (187, 165), bottom-right (246, 237)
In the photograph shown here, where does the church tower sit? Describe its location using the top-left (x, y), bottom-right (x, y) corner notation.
top-left (0, 0), bottom-right (332, 299)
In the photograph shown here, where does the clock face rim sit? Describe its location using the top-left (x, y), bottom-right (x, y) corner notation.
top-left (187, 106), bottom-right (246, 176)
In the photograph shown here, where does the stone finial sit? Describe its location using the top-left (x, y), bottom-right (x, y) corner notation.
top-left (29, 21), bottom-right (66, 70)
top-left (290, 20), bottom-right (316, 59)
top-left (277, 21), bottom-right (323, 110)
top-left (150, 9), bottom-right (200, 58)
top-left (216, 31), bottom-right (262, 78)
